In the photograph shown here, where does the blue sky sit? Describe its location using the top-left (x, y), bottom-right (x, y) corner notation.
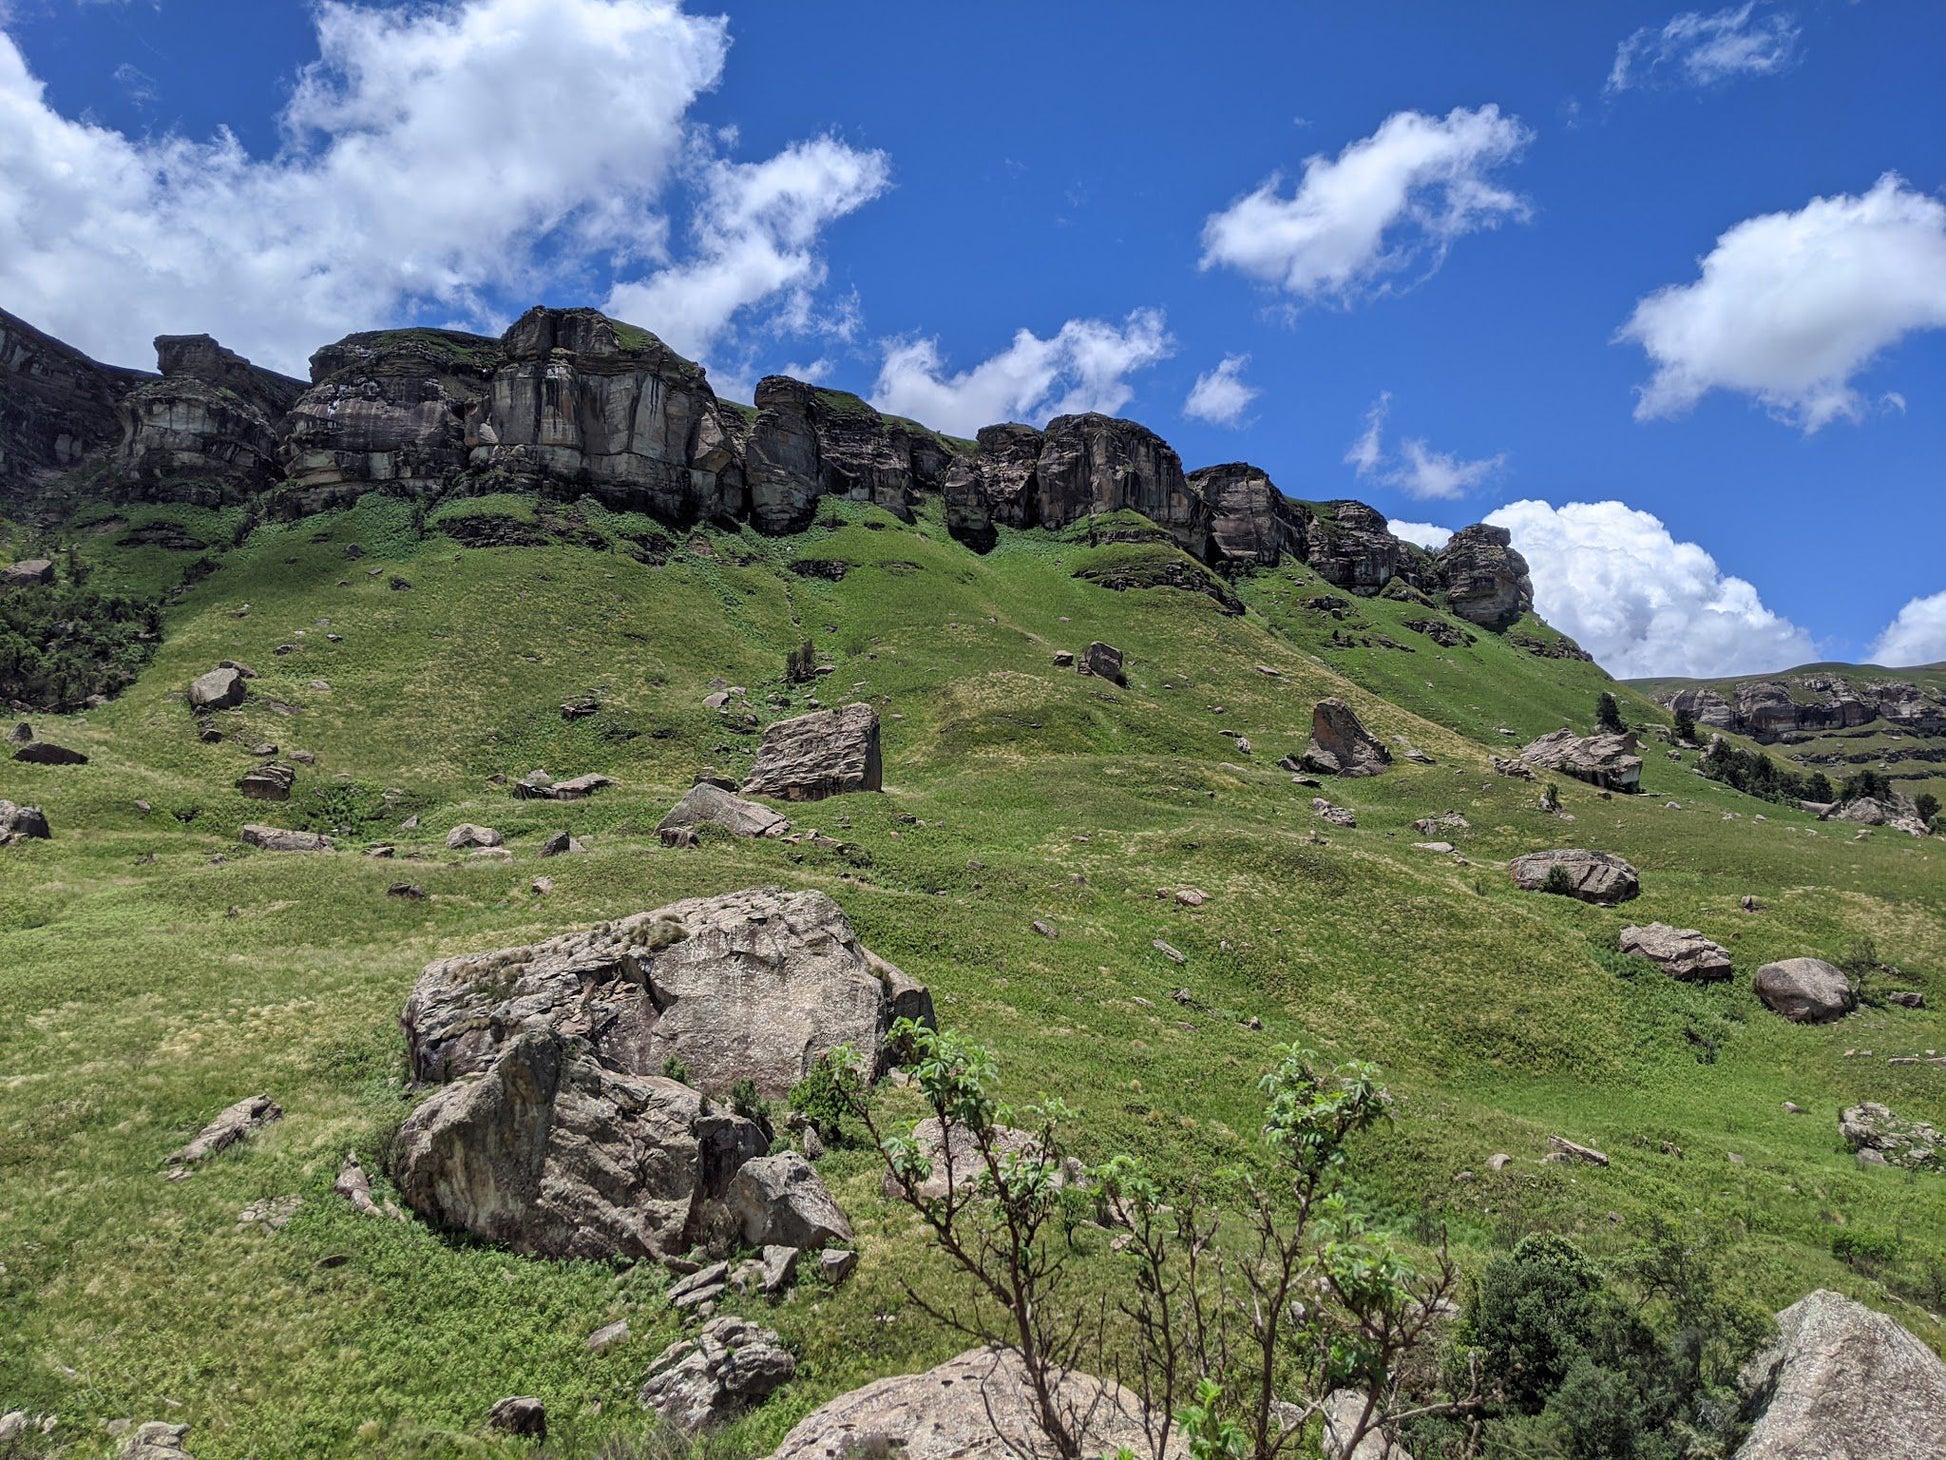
top-left (3, 0), bottom-right (1943, 675)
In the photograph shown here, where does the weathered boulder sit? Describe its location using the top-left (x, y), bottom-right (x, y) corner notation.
top-left (390, 1030), bottom-right (764, 1260)
top-left (657, 781), bottom-right (791, 839)
top-left (445, 823), bottom-right (503, 850)
top-left (641, 1315), bottom-right (795, 1432)
top-left (1080, 640), bottom-right (1126, 686)
top-left (1304, 502), bottom-right (1424, 596)
top-left (538, 830), bottom-right (587, 857)
top-left (237, 763), bottom-right (295, 801)
top-left (1518, 729), bottom-right (1642, 792)
top-left (726, 1151), bottom-right (854, 1249)
top-left (1300, 698), bottom-right (1391, 777)
top-left (401, 886), bottom-right (925, 1100)
top-left (1619, 924), bottom-right (1732, 981)
top-left (1185, 462), bottom-right (1309, 569)
top-left (1508, 849), bottom-right (1641, 904)
top-left (119, 1422), bottom-right (195, 1460)
top-left (1838, 1103), bottom-right (1941, 1170)
top-left (169, 1094), bottom-right (281, 1165)
top-left (485, 1397), bottom-right (547, 1439)
top-left (1735, 1289), bottom-right (1946, 1459)
top-left (0, 800), bottom-right (51, 844)
top-left (240, 824), bottom-right (333, 852)
top-left (513, 770), bottom-right (613, 802)
top-left (765, 1346), bottom-right (1176, 1460)
top-left (1433, 524), bottom-right (1533, 629)
top-left (1753, 958), bottom-right (1855, 1023)
top-left (1667, 685), bottom-right (1735, 731)
top-left (2, 558), bottom-right (55, 589)
top-left (881, 1116), bottom-right (1055, 1202)
top-left (11, 739), bottom-right (86, 765)
top-left (188, 666), bottom-right (247, 711)
top-left (743, 703), bottom-right (883, 801)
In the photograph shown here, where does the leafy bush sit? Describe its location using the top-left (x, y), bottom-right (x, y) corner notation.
top-left (1596, 692), bottom-right (1626, 734)
top-left (1698, 739), bottom-right (1831, 807)
top-left (786, 1050), bottom-right (858, 1143)
top-left (0, 581), bottom-right (162, 710)
top-left (1468, 1233), bottom-right (1606, 1411)
top-left (1831, 1229), bottom-right (1900, 1269)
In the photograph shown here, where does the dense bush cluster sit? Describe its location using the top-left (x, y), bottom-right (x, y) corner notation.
top-left (0, 579), bottom-right (162, 711)
top-left (1696, 739), bottom-right (1832, 806)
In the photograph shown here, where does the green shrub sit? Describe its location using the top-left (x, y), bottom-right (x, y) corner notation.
top-left (1467, 1233), bottom-right (1605, 1412)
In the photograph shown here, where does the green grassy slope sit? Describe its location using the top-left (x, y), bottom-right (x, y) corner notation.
top-left (1, 496), bottom-right (1942, 1457)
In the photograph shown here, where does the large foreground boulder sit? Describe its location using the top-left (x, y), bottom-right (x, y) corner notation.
top-left (188, 666), bottom-right (247, 711)
top-left (1838, 1103), bottom-right (1941, 1171)
top-left (1517, 729), bottom-right (1643, 792)
top-left (743, 703), bottom-right (883, 801)
top-left (641, 1315), bottom-right (796, 1432)
top-left (1508, 849), bottom-right (1640, 905)
top-left (390, 1030), bottom-right (764, 1260)
top-left (401, 886), bottom-right (926, 1099)
top-left (765, 1346), bottom-right (1176, 1459)
top-left (1300, 698), bottom-right (1390, 777)
top-left (656, 781), bottom-right (790, 839)
top-left (1735, 1289), bottom-right (1946, 1458)
top-left (1619, 923), bottom-right (1732, 981)
top-left (0, 801), bottom-right (51, 845)
top-left (1753, 958), bottom-right (1855, 1024)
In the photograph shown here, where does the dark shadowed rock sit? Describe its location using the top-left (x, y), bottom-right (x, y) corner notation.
top-left (1753, 958), bottom-right (1855, 1023)
top-left (1837, 1103), bottom-right (1940, 1170)
top-left (116, 335), bottom-right (302, 503)
top-left (726, 1152), bottom-right (853, 1249)
top-left (657, 781), bottom-right (791, 839)
top-left (1519, 729), bottom-right (1643, 792)
top-left (945, 422), bottom-right (1042, 546)
top-left (1508, 849), bottom-right (1640, 904)
top-left (240, 824), bottom-right (333, 852)
top-left (538, 830), bottom-right (587, 857)
top-left (1735, 1289), bottom-right (1946, 1459)
top-left (641, 1315), bottom-right (795, 1432)
top-left (1080, 641), bottom-right (1126, 686)
top-left (1185, 462), bottom-right (1309, 569)
top-left (0, 800), bottom-right (51, 844)
top-left (743, 703), bottom-right (882, 801)
top-left (746, 378), bottom-right (941, 532)
top-left (401, 886), bottom-right (924, 1100)
top-left (390, 1030), bottom-right (764, 1260)
top-left (188, 666), bottom-right (247, 710)
top-left (2, 558), bottom-right (55, 589)
top-left (1300, 698), bottom-right (1391, 777)
top-left (1033, 413), bottom-right (1194, 539)
top-left (765, 1346), bottom-right (1174, 1460)
top-left (0, 305), bottom-right (146, 498)
top-left (485, 1397), bottom-right (546, 1439)
top-left (170, 1094), bottom-right (281, 1165)
top-left (1619, 924), bottom-right (1732, 981)
top-left (237, 763), bottom-right (295, 801)
top-left (11, 739), bottom-right (85, 765)
top-left (1304, 502), bottom-right (1425, 596)
top-left (1434, 524), bottom-right (1533, 629)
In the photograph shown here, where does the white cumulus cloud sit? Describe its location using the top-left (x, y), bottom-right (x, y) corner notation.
top-left (0, 0), bottom-right (883, 376)
top-left (870, 309), bottom-right (1173, 437)
top-left (1387, 520), bottom-right (1455, 551)
top-left (1871, 591), bottom-right (1946, 668)
top-left (1618, 173), bottom-right (1946, 430)
top-left (1485, 499), bottom-right (1815, 678)
top-left (1607, 3), bottom-right (1800, 93)
top-left (1345, 393), bottom-right (1504, 501)
top-left (1183, 354), bottom-right (1259, 427)
top-left (1199, 105), bottom-right (1533, 306)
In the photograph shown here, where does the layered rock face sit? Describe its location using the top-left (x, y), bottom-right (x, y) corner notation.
top-left (1664, 675), bottom-right (1945, 743)
top-left (116, 335), bottom-right (305, 503)
top-left (1509, 848), bottom-right (1640, 904)
top-left (1305, 501), bottom-right (1428, 596)
top-left (1185, 462), bottom-right (1310, 569)
top-left (747, 379), bottom-right (947, 532)
top-left (1434, 524), bottom-right (1533, 628)
top-left (0, 306), bottom-right (148, 499)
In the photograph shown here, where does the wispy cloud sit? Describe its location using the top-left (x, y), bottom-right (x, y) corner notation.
top-left (1607, 3), bottom-right (1800, 93)
top-left (1345, 393), bottom-right (1504, 501)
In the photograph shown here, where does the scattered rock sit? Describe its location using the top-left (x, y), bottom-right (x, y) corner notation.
top-left (513, 769), bottom-right (613, 801)
top-left (727, 1152), bottom-right (854, 1249)
top-left (119, 1422), bottom-right (195, 1460)
top-left (240, 824), bottom-right (333, 852)
top-left (538, 830), bottom-right (587, 857)
top-left (760, 1243), bottom-right (801, 1295)
top-left (1508, 848), bottom-right (1640, 905)
top-left (333, 1153), bottom-right (392, 1218)
top-left (1619, 923), bottom-right (1733, 982)
top-left (530, 876), bottom-right (554, 895)
top-left (445, 823), bottom-right (502, 850)
top-left (743, 703), bottom-right (883, 801)
top-left (669, 1261), bottom-right (730, 1311)
top-left (1, 558), bottom-right (54, 589)
top-left (386, 882), bottom-right (425, 899)
top-left (188, 666), bottom-right (247, 711)
top-left (1888, 990), bottom-right (1927, 1009)
top-left (639, 1315), bottom-right (794, 1432)
top-left (1152, 938), bottom-right (1187, 964)
top-left (1051, 650), bottom-right (1074, 667)
top-left (660, 825), bottom-right (699, 849)
top-left (236, 1195), bottom-right (302, 1232)
top-left (1300, 698), bottom-right (1390, 777)
top-left (12, 739), bottom-right (86, 765)
top-left (486, 1397), bottom-right (546, 1439)
top-left (1735, 1289), bottom-right (1946, 1459)
top-left (1838, 1103), bottom-right (1941, 1171)
top-left (1174, 886), bottom-right (1207, 907)
top-left (1517, 729), bottom-right (1643, 792)
top-left (1079, 640), bottom-right (1126, 686)
top-left (1031, 919), bottom-right (1057, 938)
top-left (586, 1319), bottom-right (630, 1352)
top-left (1753, 958), bottom-right (1856, 1024)
top-left (658, 781), bottom-right (791, 839)
top-left (0, 800), bottom-right (52, 845)
top-left (817, 1247), bottom-right (858, 1285)
top-left (5, 722), bottom-right (29, 743)
top-left (765, 1346), bottom-right (1166, 1460)
top-left (170, 1095), bottom-right (282, 1165)
top-left (1486, 1153), bottom-right (1512, 1172)
top-left (1313, 797), bottom-right (1357, 828)
top-left (1547, 1135), bottom-right (1609, 1167)
top-left (237, 763), bottom-right (295, 801)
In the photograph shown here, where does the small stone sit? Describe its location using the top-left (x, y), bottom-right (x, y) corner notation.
top-left (817, 1247), bottom-right (858, 1285)
top-left (1151, 939), bottom-right (1186, 965)
top-left (586, 1320), bottom-right (630, 1353)
top-left (1486, 1153), bottom-right (1512, 1171)
top-left (486, 1396), bottom-right (546, 1439)
top-left (1031, 919), bottom-right (1057, 938)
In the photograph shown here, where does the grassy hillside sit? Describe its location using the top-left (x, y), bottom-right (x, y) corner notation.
top-left (2, 494), bottom-right (1942, 1457)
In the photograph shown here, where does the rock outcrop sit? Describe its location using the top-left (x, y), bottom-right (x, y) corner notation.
top-left (1662, 674), bottom-right (1945, 744)
top-left (1185, 462), bottom-right (1308, 569)
top-left (656, 781), bottom-right (790, 839)
top-left (1080, 641), bottom-right (1126, 687)
top-left (1300, 698), bottom-right (1391, 777)
top-left (118, 1422), bottom-right (195, 1460)
top-left (1305, 502), bottom-right (1428, 596)
top-left (115, 335), bottom-right (304, 503)
top-left (765, 1347), bottom-right (1175, 1460)
top-left (0, 800), bottom-right (52, 845)
top-left (390, 1029), bottom-right (763, 1260)
top-left (401, 886), bottom-right (925, 1099)
top-left (1753, 958), bottom-right (1855, 1023)
top-left (188, 666), bottom-right (247, 711)
top-left (0, 304), bottom-right (148, 499)
top-left (1735, 1290), bottom-right (1946, 1459)
top-left (746, 378), bottom-right (949, 532)
top-left (1619, 924), bottom-right (1732, 981)
top-left (1433, 524), bottom-right (1533, 629)
top-left (1838, 1103), bottom-right (1941, 1170)
top-left (743, 703), bottom-right (883, 801)
top-left (1518, 729), bottom-right (1643, 791)
top-left (641, 1315), bottom-right (795, 1432)
top-left (1508, 849), bottom-right (1641, 904)
top-left (169, 1094), bottom-right (282, 1165)
top-left (239, 824), bottom-right (333, 852)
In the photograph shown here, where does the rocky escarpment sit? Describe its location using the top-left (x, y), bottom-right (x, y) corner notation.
top-left (1661, 673), bottom-right (1946, 743)
top-left (2, 303), bottom-right (1535, 626)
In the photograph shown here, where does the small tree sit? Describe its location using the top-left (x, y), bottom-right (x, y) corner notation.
top-left (784, 638), bottom-right (818, 684)
top-left (1915, 792), bottom-right (1940, 825)
top-left (1672, 707), bottom-right (1697, 745)
top-left (1596, 692), bottom-right (1626, 735)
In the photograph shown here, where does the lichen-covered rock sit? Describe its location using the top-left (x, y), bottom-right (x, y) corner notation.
top-left (239, 824), bottom-right (333, 852)
top-left (764, 1346), bottom-right (1177, 1460)
top-left (1753, 958), bottom-right (1855, 1024)
top-left (1838, 1103), bottom-right (1941, 1170)
top-left (1509, 848), bottom-right (1641, 904)
top-left (401, 886), bottom-right (924, 1100)
top-left (1080, 641), bottom-right (1126, 686)
top-left (1300, 698), bottom-right (1391, 777)
top-left (1735, 1289), bottom-right (1946, 1459)
top-left (1518, 729), bottom-right (1643, 792)
top-left (726, 1151), bottom-right (853, 1249)
top-left (1434, 524), bottom-right (1532, 629)
top-left (1619, 923), bottom-right (1732, 981)
top-left (657, 781), bottom-right (790, 839)
top-left (743, 703), bottom-right (883, 801)
top-left (1, 558), bottom-right (55, 589)
top-left (641, 1315), bottom-right (795, 1432)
